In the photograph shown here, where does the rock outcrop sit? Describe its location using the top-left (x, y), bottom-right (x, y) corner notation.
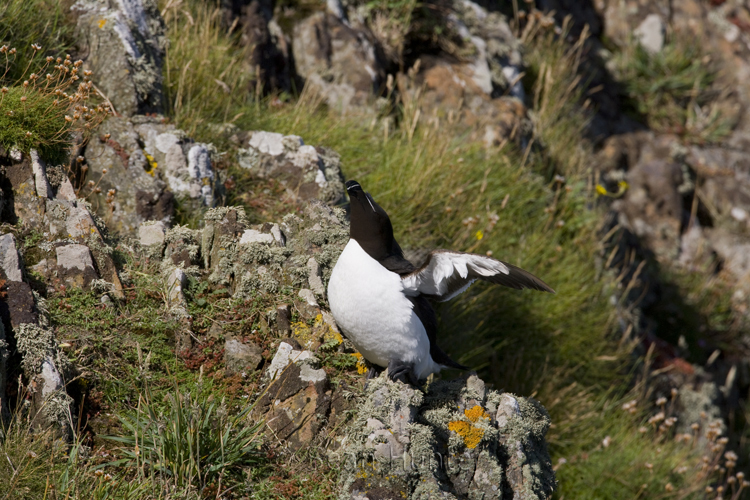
top-left (335, 374), bottom-right (555, 499)
top-left (72, 0), bottom-right (167, 116)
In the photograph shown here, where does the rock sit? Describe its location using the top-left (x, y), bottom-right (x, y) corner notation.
top-left (337, 373), bottom-right (555, 499)
top-left (706, 228), bottom-right (750, 284)
top-left (237, 131), bottom-right (345, 204)
top-left (307, 257), bottom-right (325, 297)
top-left (56, 175), bottom-right (77, 202)
top-left (612, 158), bottom-right (685, 261)
top-left (267, 341), bottom-right (318, 380)
top-left (30, 150), bottom-right (53, 199)
top-left (224, 339), bottom-right (263, 376)
top-left (634, 14), bottom-right (666, 54)
top-left (72, 0), bottom-right (167, 116)
top-left (240, 229), bottom-right (275, 245)
top-left (163, 225), bottom-right (200, 268)
top-left (292, 12), bottom-right (386, 113)
top-left (397, 0), bottom-right (529, 146)
top-left (138, 220), bottom-right (167, 247)
top-left (0, 149), bottom-right (46, 227)
top-left (166, 267), bottom-right (188, 312)
top-left (83, 116), bottom-right (175, 234)
top-left (276, 304), bottom-right (292, 335)
top-left (0, 233), bottom-right (23, 282)
top-left (14, 323), bottom-right (73, 440)
top-left (257, 342), bottom-right (330, 450)
top-left (56, 244), bottom-right (99, 289)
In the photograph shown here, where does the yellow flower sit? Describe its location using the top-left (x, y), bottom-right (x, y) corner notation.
top-left (475, 230), bottom-right (483, 240)
top-left (595, 184), bottom-right (608, 196)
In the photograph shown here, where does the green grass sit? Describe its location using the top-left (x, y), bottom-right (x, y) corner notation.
top-left (106, 384), bottom-right (263, 493)
top-left (611, 34), bottom-right (735, 144)
top-left (0, 0), bottom-right (74, 83)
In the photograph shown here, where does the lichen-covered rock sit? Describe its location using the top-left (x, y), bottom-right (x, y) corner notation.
top-left (72, 0), bottom-right (167, 116)
top-left (224, 339), bottom-right (263, 377)
top-left (202, 201), bottom-right (348, 301)
top-left (237, 131), bottom-right (346, 205)
top-left (0, 148), bottom-right (47, 227)
top-left (336, 374), bottom-right (555, 500)
top-left (0, 233), bottom-right (23, 282)
top-left (15, 322), bottom-right (74, 440)
top-left (292, 11), bottom-right (386, 113)
top-left (256, 341), bottom-right (331, 450)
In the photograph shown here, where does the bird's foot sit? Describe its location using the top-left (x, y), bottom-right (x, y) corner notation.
top-left (387, 359), bottom-right (420, 386)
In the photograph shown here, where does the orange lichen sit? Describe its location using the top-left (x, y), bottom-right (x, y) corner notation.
top-left (447, 405), bottom-right (490, 449)
top-left (465, 405), bottom-right (490, 423)
top-left (448, 420), bottom-right (484, 449)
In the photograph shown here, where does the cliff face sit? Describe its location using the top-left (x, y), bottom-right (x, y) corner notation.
top-left (2, 0), bottom-right (750, 498)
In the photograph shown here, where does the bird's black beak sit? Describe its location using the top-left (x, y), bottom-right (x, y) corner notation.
top-left (346, 180), bottom-right (376, 212)
top-left (346, 180), bottom-right (363, 194)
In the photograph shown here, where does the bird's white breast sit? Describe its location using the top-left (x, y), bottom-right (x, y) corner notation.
top-left (327, 239), bottom-right (439, 379)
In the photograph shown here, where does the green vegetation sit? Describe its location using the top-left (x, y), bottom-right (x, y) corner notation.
top-left (107, 386), bottom-right (263, 492)
top-left (611, 35), bottom-right (736, 144)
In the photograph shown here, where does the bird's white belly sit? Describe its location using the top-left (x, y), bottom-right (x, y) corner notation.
top-left (328, 240), bottom-right (438, 379)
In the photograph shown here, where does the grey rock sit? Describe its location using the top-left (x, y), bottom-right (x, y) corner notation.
top-left (337, 374), bottom-right (555, 499)
top-left (634, 14), bottom-right (666, 55)
top-left (292, 12), bottom-right (385, 113)
top-left (72, 0), bottom-right (167, 116)
top-left (56, 244), bottom-right (99, 288)
top-left (238, 131), bottom-right (345, 204)
top-left (298, 288), bottom-right (319, 308)
top-left (138, 220), bottom-right (167, 246)
top-left (307, 257), bottom-right (325, 296)
top-left (240, 229), bottom-right (274, 245)
top-left (707, 228), bottom-right (750, 283)
top-left (224, 339), bottom-right (263, 376)
top-left (30, 150), bottom-right (52, 199)
top-left (56, 176), bottom-right (77, 202)
top-left (0, 233), bottom-right (23, 282)
top-left (256, 343), bottom-right (330, 451)
top-left (266, 341), bottom-right (317, 380)
top-left (84, 116), bottom-right (174, 234)
top-left (612, 159), bottom-right (684, 261)
top-left (166, 267), bottom-right (189, 318)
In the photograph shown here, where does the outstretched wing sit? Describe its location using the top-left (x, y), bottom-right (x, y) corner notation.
top-left (401, 250), bottom-right (554, 301)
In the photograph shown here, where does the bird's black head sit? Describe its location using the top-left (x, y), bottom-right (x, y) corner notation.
top-left (346, 180), bottom-right (397, 261)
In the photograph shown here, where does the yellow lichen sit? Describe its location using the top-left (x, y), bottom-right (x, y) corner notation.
top-left (315, 313), bottom-right (344, 344)
top-left (447, 405), bottom-right (489, 449)
top-left (351, 352), bottom-right (368, 374)
top-left (144, 153), bottom-right (158, 176)
top-left (98, 19), bottom-right (107, 29)
top-left (448, 420), bottom-right (484, 449)
top-left (291, 321), bottom-right (315, 349)
top-left (464, 405), bottom-right (490, 423)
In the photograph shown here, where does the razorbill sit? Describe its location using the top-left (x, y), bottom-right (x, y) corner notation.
top-left (327, 180), bottom-right (554, 384)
